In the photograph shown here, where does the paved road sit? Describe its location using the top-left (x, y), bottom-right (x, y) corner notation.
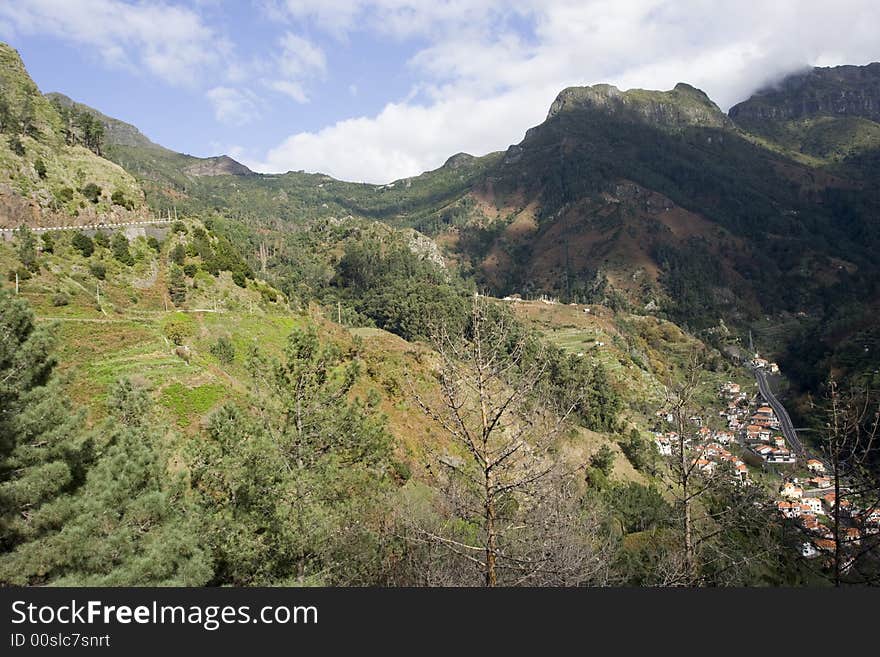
top-left (754, 367), bottom-right (806, 458)
top-left (0, 219), bottom-right (173, 234)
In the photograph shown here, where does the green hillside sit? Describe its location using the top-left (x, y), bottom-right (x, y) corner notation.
top-left (0, 44), bottom-right (144, 226)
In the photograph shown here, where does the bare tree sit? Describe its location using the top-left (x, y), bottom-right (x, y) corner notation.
top-left (660, 348), bottom-right (777, 585)
top-left (406, 295), bottom-right (609, 586)
top-left (818, 378), bottom-right (880, 586)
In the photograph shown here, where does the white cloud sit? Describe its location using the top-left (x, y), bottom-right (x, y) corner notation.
top-left (253, 0), bottom-right (880, 182)
top-left (277, 32), bottom-right (326, 79)
top-left (0, 0), bottom-right (224, 86)
top-left (264, 32), bottom-right (326, 103)
top-left (206, 86), bottom-right (260, 125)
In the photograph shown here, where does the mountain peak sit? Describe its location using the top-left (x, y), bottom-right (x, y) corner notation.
top-left (729, 62), bottom-right (880, 125)
top-left (547, 82), bottom-right (732, 130)
top-left (183, 154), bottom-right (253, 177)
top-left (44, 91), bottom-right (163, 150)
top-left (443, 152), bottom-right (476, 169)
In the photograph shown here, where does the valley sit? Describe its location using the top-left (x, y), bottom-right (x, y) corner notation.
top-left (1, 38), bottom-right (878, 587)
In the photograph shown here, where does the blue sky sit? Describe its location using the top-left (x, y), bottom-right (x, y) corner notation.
top-left (2, 1), bottom-right (879, 183)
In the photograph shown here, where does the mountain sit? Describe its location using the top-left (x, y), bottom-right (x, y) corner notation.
top-left (729, 63), bottom-right (880, 165)
top-left (0, 43), bottom-right (145, 228)
top-left (9, 42), bottom-right (880, 392)
top-left (730, 63), bottom-right (880, 125)
top-left (45, 91), bottom-right (164, 149)
top-left (371, 80), bottom-right (880, 329)
top-left (2, 40), bottom-right (871, 588)
top-left (546, 82), bottom-right (734, 131)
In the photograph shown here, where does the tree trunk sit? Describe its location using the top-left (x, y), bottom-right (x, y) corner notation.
top-left (833, 448), bottom-right (842, 587)
top-left (485, 469), bottom-right (497, 587)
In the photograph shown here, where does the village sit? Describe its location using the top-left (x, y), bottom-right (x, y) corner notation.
top-left (653, 360), bottom-right (880, 564)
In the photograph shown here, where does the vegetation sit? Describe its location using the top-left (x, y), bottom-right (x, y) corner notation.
top-left (1, 41), bottom-right (878, 588)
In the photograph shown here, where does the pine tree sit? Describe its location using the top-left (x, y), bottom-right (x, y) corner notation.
top-left (168, 264), bottom-right (187, 305)
top-left (188, 325), bottom-right (392, 585)
top-left (0, 379), bottom-right (213, 586)
top-left (0, 290), bottom-right (92, 556)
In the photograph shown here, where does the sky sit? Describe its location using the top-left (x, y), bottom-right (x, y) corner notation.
top-left (1, 1), bottom-right (878, 183)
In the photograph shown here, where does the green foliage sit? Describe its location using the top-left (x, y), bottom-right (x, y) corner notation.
top-left (167, 265), bottom-right (187, 306)
top-left (545, 348), bottom-right (621, 432)
top-left (70, 231), bottom-right (94, 257)
top-left (7, 266), bottom-right (30, 282)
top-left (51, 292), bottom-right (69, 307)
top-left (620, 429), bottom-right (655, 472)
top-left (0, 291), bottom-right (92, 561)
top-left (34, 157), bottom-right (47, 179)
top-left (209, 335), bottom-right (236, 364)
top-left (0, 380), bottom-right (212, 585)
top-left (160, 382), bottom-right (226, 428)
top-left (161, 312), bottom-right (194, 345)
top-left (93, 230), bottom-right (109, 248)
top-left (89, 262), bottom-right (106, 280)
top-left (188, 325), bottom-right (392, 585)
top-left (183, 263), bottom-right (197, 278)
top-left (605, 482), bottom-right (672, 534)
top-left (40, 232), bottom-right (54, 254)
top-left (7, 134), bottom-right (24, 156)
top-left (50, 97), bottom-right (105, 154)
top-left (169, 243), bottom-right (186, 266)
top-left (110, 232), bottom-right (134, 266)
top-left (146, 236), bottom-right (161, 253)
top-left (80, 182), bottom-right (101, 203)
top-left (111, 189), bottom-right (133, 209)
top-left (14, 226), bottom-right (37, 272)
top-left (590, 444), bottom-right (616, 475)
top-left (332, 236), bottom-right (471, 341)
top-left (171, 221), bottom-right (187, 234)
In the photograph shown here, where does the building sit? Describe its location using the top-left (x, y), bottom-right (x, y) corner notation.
top-left (806, 459), bottom-right (826, 475)
top-left (781, 482), bottom-right (804, 499)
top-left (802, 497), bottom-right (824, 515)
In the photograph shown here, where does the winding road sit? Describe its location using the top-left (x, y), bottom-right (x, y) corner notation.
top-left (754, 367), bottom-right (805, 458)
top-left (0, 218), bottom-right (174, 236)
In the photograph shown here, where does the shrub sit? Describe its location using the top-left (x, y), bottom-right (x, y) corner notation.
top-left (8, 135), bottom-right (24, 156)
top-left (93, 230), bottom-right (109, 248)
top-left (171, 221), bottom-right (187, 234)
top-left (183, 263), bottom-right (197, 278)
top-left (51, 292), bottom-right (70, 307)
top-left (89, 262), bottom-right (106, 280)
top-left (57, 187), bottom-right (74, 204)
top-left (111, 190), bottom-right (133, 209)
top-left (111, 232), bottom-right (134, 266)
top-left (169, 243), bottom-right (186, 266)
top-left (147, 236), bottom-right (161, 252)
top-left (620, 429), bottom-right (655, 472)
top-left (81, 182), bottom-right (101, 203)
top-left (40, 233), bottom-right (54, 254)
top-left (34, 158), bottom-right (47, 179)
top-left (231, 269), bottom-right (247, 288)
top-left (71, 232), bottom-right (94, 257)
top-left (590, 445), bottom-right (616, 476)
top-left (7, 267), bottom-right (31, 282)
top-left (209, 335), bottom-right (236, 364)
top-left (162, 313), bottom-right (195, 346)
top-left (167, 265), bottom-right (187, 305)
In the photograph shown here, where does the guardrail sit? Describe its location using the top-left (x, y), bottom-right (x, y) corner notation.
top-left (0, 219), bottom-right (175, 234)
